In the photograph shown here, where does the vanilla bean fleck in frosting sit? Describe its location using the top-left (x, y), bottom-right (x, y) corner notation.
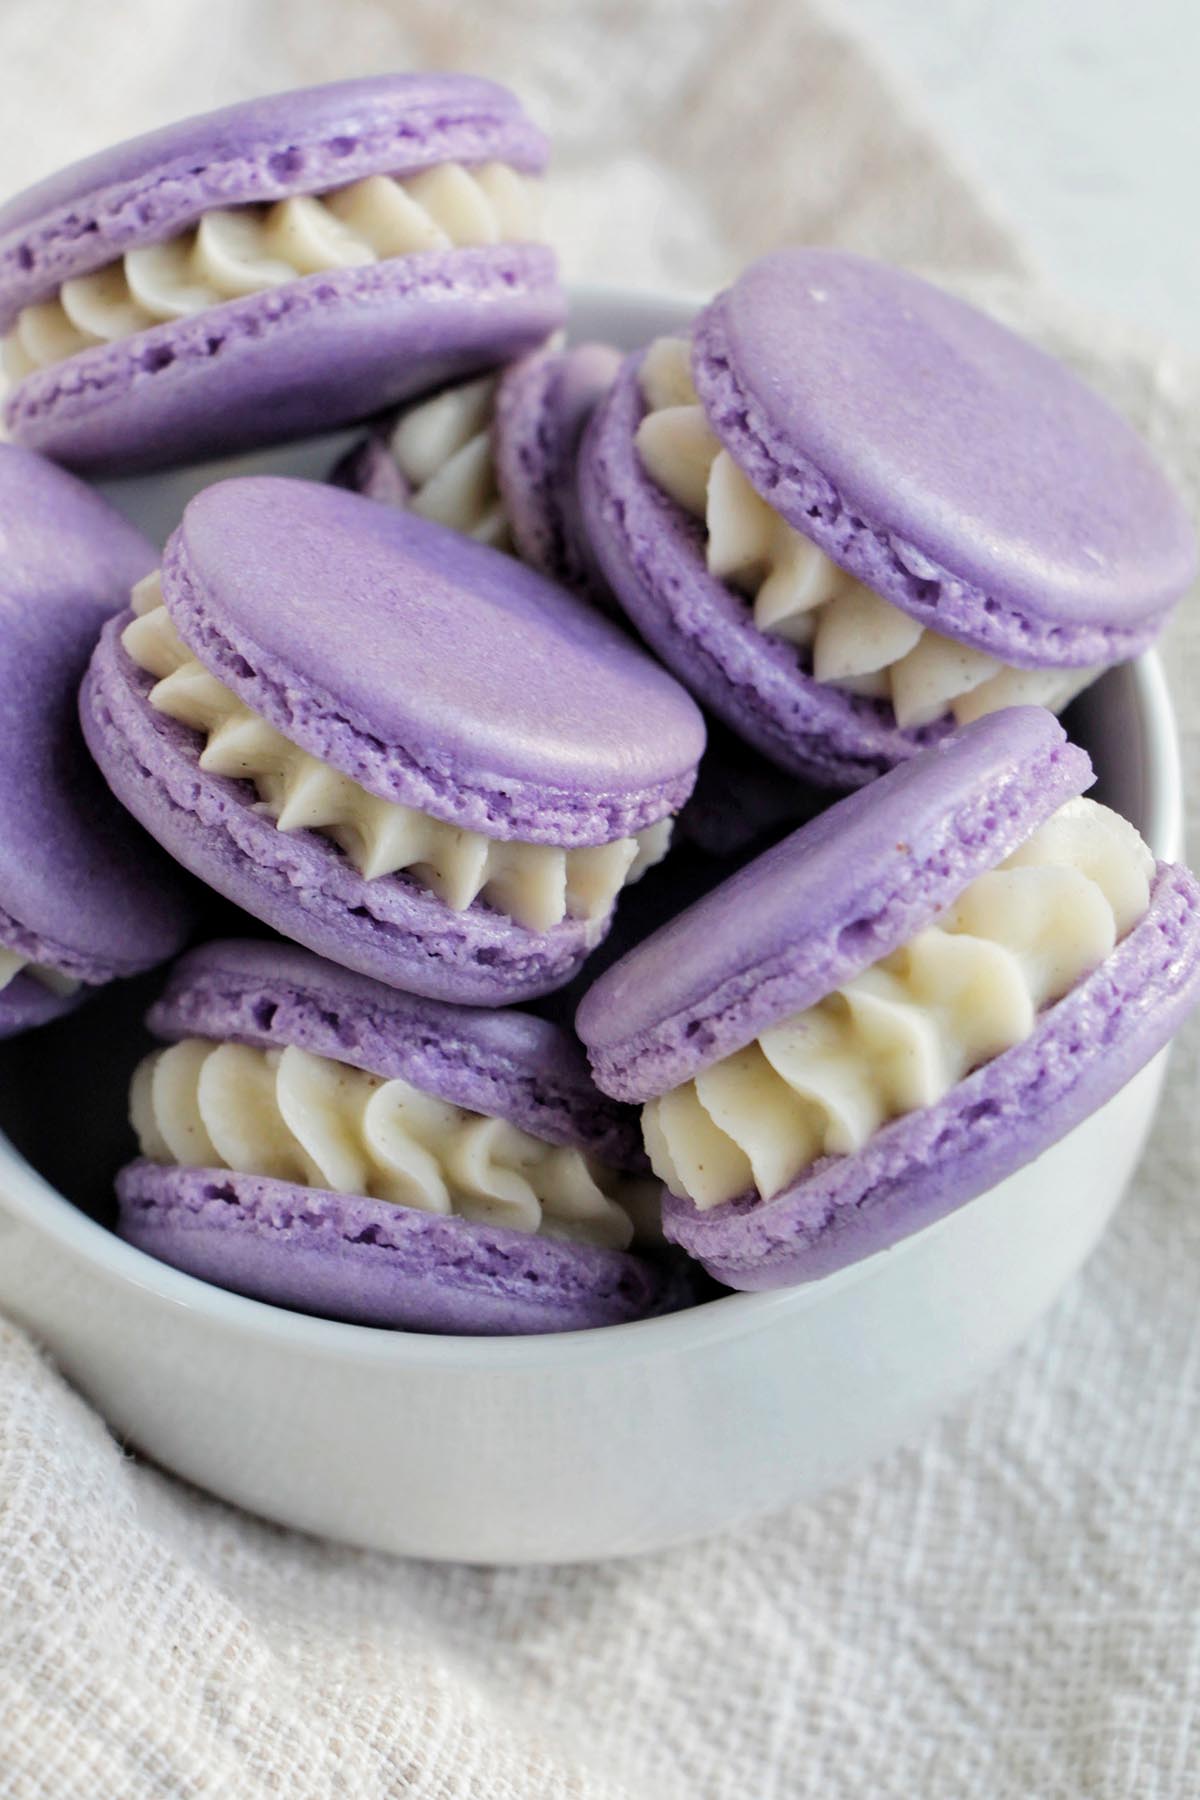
top-left (643, 797), bottom-right (1153, 1209)
top-left (122, 573), bottom-right (669, 933)
top-left (3, 162), bottom-right (543, 380)
top-left (131, 1037), bottom-right (658, 1250)
top-left (387, 373), bottom-right (511, 548)
top-left (634, 337), bottom-right (1100, 729)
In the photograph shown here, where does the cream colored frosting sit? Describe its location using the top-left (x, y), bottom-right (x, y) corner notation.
top-left (0, 948), bottom-right (80, 998)
top-left (388, 373), bottom-right (511, 548)
top-left (642, 797), bottom-right (1153, 1209)
top-left (131, 1036), bottom-right (659, 1249)
top-left (3, 162), bottom-right (543, 379)
top-left (635, 337), bottom-right (1100, 729)
top-left (122, 573), bottom-right (669, 933)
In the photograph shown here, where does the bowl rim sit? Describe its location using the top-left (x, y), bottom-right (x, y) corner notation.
top-left (0, 272), bottom-right (1184, 1372)
top-left (0, 644), bottom-right (1180, 1370)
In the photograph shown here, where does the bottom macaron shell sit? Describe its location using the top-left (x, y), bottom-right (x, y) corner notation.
top-left (117, 1161), bottom-right (680, 1335)
top-left (7, 246), bottom-right (564, 475)
top-left (82, 620), bottom-right (601, 1005)
top-left (581, 357), bottom-right (947, 789)
top-left (663, 863), bottom-right (1200, 1288)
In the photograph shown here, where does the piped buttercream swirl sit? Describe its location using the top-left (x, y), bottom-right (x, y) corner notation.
top-left (634, 336), bottom-right (1100, 730)
top-left (3, 161), bottom-right (543, 380)
top-left (386, 373), bottom-right (511, 548)
top-left (643, 797), bottom-right (1153, 1209)
top-left (132, 1036), bottom-right (658, 1249)
top-left (122, 573), bottom-right (669, 934)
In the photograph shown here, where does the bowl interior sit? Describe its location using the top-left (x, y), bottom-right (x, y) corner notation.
top-left (0, 287), bottom-right (1182, 1345)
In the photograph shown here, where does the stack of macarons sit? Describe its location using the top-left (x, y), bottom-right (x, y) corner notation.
top-left (3, 75), bottom-right (1198, 1336)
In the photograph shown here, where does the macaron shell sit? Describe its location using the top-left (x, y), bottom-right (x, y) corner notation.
top-left (0, 74), bottom-right (549, 317)
top-left (663, 861), bottom-right (1200, 1287)
top-left (163, 476), bottom-right (704, 844)
top-left (148, 938), bottom-right (643, 1168)
top-left (494, 340), bottom-right (622, 600)
top-left (577, 708), bottom-right (1092, 1101)
top-left (82, 620), bottom-right (603, 1005)
top-left (118, 1162), bottom-right (680, 1335)
top-left (692, 249), bottom-right (1196, 661)
top-left (8, 247), bottom-right (564, 475)
top-left (0, 444), bottom-right (193, 977)
top-left (579, 353), bottom-right (943, 788)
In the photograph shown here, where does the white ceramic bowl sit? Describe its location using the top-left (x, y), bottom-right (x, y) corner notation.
top-left (0, 290), bottom-right (1182, 1564)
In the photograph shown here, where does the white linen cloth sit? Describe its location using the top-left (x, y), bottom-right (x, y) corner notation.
top-left (2, 4), bottom-right (1199, 1795)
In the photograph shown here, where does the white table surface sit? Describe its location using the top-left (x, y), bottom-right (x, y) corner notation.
top-left (840, 0), bottom-right (1200, 349)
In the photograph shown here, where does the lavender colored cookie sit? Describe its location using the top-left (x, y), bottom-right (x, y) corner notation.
top-left (81, 476), bottom-right (705, 1004)
top-left (334, 339), bottom-right (620, 604)
top-left (576, 708), bottom-right (1200, 1287)
top-left (117, 938), bottom-right (682, 1334)
top-left (580, 250), bottom-right (1196, 788)
top-left (0, 444), bottom-right (193, 1036)
top-left (0, 77), bottom-right (564, 473)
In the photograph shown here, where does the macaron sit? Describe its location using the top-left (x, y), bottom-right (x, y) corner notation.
top-left (576, 707), bottom-right (1200, 1288)
top-left (333, 337), bottom-right (620, 603)
top-left (580, 249), bottom-right (1197, 789)
top-left (117, 939), bottom-right (679, 1334)
top-left (0, 444), bottom-right (193, 1036)
top-left (0, 76), bottom-right (564, 474)
top-left (81, 476), bottom-right (705, 1005)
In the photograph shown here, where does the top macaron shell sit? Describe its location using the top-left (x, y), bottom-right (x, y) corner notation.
top-left (692, 248), bottom-right (1197, 666)
top-left (0, 76), bottom-right (548, 302)
top-left (581, 345), bottom-right (949, 791)
top-left (0, 444), bottom-right (192, 990)
top-left (576, 708), bottom-right (1092, 1102)
top-left (160, 476), bottom-right (704, 844)
top-left (1, 76), bottom-right (564, 472)
top-left (147, 937), bottom-right (644, 1168)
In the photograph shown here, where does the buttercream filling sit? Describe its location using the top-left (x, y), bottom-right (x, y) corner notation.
top-left (0, 948), bottom-right (80, 998)
top-left (386, 372), bottom-right (512, 549)
top-left (634, 337), bottom-right (1102, 730)
top-left (642, 797), bottom-right (1153, 1209)
top-left (3, 161), bottom-right (543, 379)
top-left (131, 1036), bottom-right (658, 1250)
top-left (121, 573), bottom-right (670, 933)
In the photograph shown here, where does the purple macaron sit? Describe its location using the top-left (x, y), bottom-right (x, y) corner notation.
top-left (81, 475), bottom-right (705, 1005)
top-left (576, 707), bottom-right (1200, 1288)
top-left (334, 337), bottom-right (620, 605)
top-left (117, 939), bottom-right (682, 1334)
top-left (0, 444), bottom-right (193, 1035)
top-left (580, 249), bottom-right (1197, 789)
top-left (0, 77), bottom-right (564, 474)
